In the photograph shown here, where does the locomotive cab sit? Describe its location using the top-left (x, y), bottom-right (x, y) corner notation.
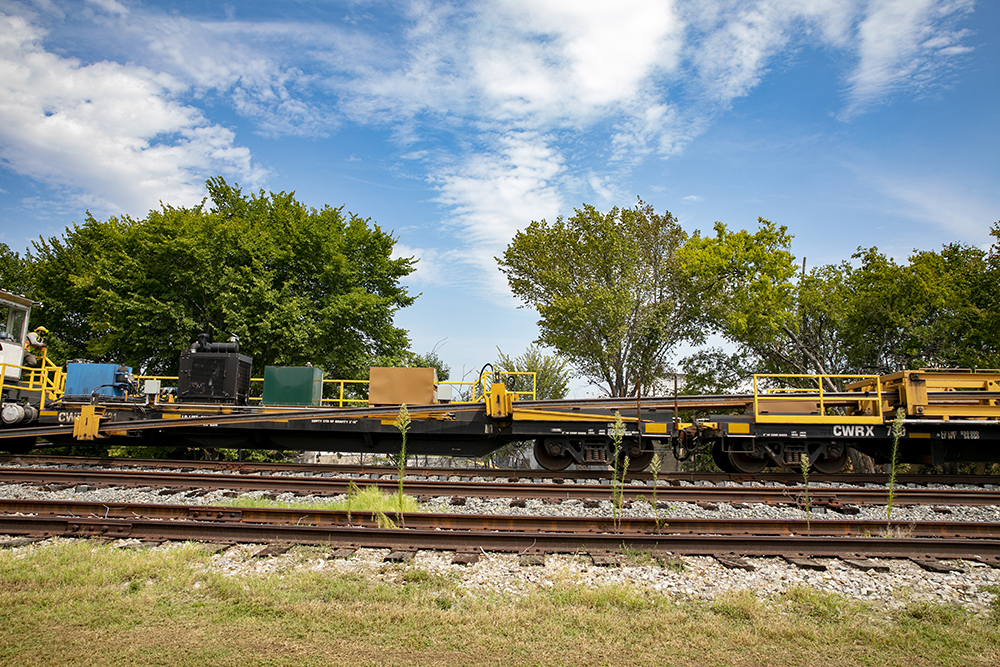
top-left (0, 289), bottom-right (37, 382)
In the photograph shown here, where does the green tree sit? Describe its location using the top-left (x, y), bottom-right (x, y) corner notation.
top-left (495, 345), bottom-right (571, 400)
top-left (498, 199), bottom-right (693, 397)
top-left (29, 178), bottom-right (416, 375)
top-left (0, 243), bottom-right (32, 295)
top-left (842, 240), bottom-right (999, 373)
top-left (677, 348), bottom-right (747, 395)
top-left (405, 349), bottom-right (450, 381)
top-left (680, 218), bottom-right (1000, 378)
top-left (678, 218), bottom-right (828, 378)
top-left (678, 218), bottom-right (1000, 473)
top-left (680, 219), bottom-right (867, 470)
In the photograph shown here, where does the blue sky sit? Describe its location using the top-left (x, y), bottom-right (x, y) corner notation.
top-left (0, 0), bottom-right (997, 394)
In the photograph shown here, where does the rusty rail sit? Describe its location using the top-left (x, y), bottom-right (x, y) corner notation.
top-left (3, 512), bottom-right (1000, 560)
top-left (1, 498), bottom-right (998, 539)
top-left (5, 454), bottom-right (1000, 487)
top-left (2, 467), bottom-right (998, 506)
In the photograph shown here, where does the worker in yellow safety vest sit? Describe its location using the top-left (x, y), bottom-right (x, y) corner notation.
top-left (24, 326), bottom-right (48, 366)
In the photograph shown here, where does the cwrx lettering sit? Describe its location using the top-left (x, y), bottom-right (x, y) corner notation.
top-left (832, 425), bottom-right (875, 437)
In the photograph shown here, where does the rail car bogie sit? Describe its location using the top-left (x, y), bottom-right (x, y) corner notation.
top-left (533, 435), bottom-right (656, 472)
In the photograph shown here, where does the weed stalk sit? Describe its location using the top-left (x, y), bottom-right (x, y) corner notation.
top-left (395, 403), bottom-right (411, 527)
top-left (345, 480), bottom-right (361, 524)
top-left (800, 453), bottom-right (811, 531)
top-left (610, 412), bottom-right (627, 532)
top-left (887, 407), bottom-right (905, 523)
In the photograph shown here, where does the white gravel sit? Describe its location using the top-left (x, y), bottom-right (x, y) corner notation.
top-left (7, 537), bottom-right (996, 612)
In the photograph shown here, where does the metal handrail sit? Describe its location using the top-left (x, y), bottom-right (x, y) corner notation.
top-left (0, 352), bottom-right (65, 409)
top-left (132, 369), bottom-right (537, 407)
top-left (753, 373), bottom-right (884, 424)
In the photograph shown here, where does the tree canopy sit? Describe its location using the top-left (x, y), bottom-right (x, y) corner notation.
top-left (28, 178), bottom-right (416, 377)
top-left (0, 243), bottom-right (31, 295)
top-left (679, 219), bottom-right (1000, 382)
top-left (498, 199), bottom-right (694, 397)
top-left (495, 345), bottom-right (571, 400)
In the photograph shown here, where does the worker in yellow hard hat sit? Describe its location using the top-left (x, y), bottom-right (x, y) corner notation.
top-left (24, 326), bottom-right (48, 366)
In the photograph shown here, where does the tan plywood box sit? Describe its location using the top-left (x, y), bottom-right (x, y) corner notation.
top-left (756, 398), bottom-right (820, 415)
top-left (368, 367), bottom-right (438, 406)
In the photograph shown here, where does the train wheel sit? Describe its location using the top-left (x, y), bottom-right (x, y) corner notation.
top-left (533, 439), bottom-right (573, 471)
top-left (712, 441), bottom-right (737, 473)
top-left (727, 450), bottom-right (768, 474)
top-left (623, 450), bottom-right (655, 472)
top-left (811, 448), bottom-right (849, 474)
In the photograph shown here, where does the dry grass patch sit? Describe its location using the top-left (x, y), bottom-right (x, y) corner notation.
top-left (1, 540), bottom-right (999, 666)
top-left (214, 484), bottom-right (421, 514)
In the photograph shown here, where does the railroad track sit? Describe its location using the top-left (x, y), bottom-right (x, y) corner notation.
top-left (4, 454), bottom-right (999, 487)
top-left (2, 498), bottom-right (999, 565)
top-left (1, 466), bottom-right (997, 507)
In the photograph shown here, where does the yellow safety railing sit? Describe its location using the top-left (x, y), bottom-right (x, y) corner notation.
top-left (753, 373), bottom-right (884, 424)
top-left (0, 351), bottom-right (65, 409)
top-left (321, 379), bottom-right (368, 407)
top-left (135, 369), bottom-right (537, 406)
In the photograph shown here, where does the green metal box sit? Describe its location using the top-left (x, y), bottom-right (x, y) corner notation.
top-left (262, 366), bottom-right (324, 406)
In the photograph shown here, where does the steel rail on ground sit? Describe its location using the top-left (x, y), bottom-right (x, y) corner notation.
top-left (3, 513), bottom-right (1000, 560)
top-left (1, 467), bottom-right (998, 506)
top-left (5, 455), bottom-right (1000, 488)
top-left (2, 498), bottom-right (999, 539)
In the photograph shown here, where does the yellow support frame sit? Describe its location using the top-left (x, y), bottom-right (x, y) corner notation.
top-left (72, 405), bottom-right (105, 440)
top-left (871, 369), bottom-right (1000, 419)
top-left (753, 373), bottom-right (884, 425)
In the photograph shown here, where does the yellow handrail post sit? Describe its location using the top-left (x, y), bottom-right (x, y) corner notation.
top-left (817, 375), bottom-right (824, 415)
top-left (876, 377), bottom-right (883, 419)
top-left (753, 375), bottom-right (759, 417)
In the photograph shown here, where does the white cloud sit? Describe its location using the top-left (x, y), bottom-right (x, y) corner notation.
top-left (587, 175), bottom-right (615, 202)
top-left (874, 173), bottom-right (998, 242)
top-left (0, 11), bottom-right (266, 218)
top-left (392, 243), bottom-right (452, 288)
top-left (0, 0), bottom-right (983, 288)
top-left (434, 132), bottom-right (565, 244)
top-left (344, 0), bottom-right (979, 295)
top-left (683, 0), bottom-right (862, 106)
top-left (431, 132), bottom-right (565, 299)
top-left (85, 0), bottom-right (126, 16)
top-left (683, 195), bottom-right (704, 202)
top-left (97, 12), bottom-right (349, 137)
top-left (688, 2), bottom-right (794, 103)
top-left (842, 0), bottom-right (975, 117)
top-left (469, 0), bottom-right (683, 123)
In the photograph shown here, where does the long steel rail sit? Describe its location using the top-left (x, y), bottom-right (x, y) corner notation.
top-left (0, 393), bottom-right (754, 441)
top-left (2, 498), bottom-right (998, 539)
top-left (4, 454), bottom-right (999, 487)
top-left (3, 512), bottom-right (1000, 560)
top-left (2, 467), bottom-right (998, 506)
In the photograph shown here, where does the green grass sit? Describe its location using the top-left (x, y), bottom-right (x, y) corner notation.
top-left (214, 485), bottom-right (421, 514)
top-left (2, 541), bottom-right (999, 666)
